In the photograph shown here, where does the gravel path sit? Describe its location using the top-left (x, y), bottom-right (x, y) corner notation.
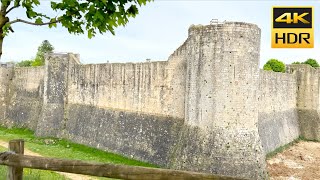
top-left (267, 141), bottom-right (320, 180)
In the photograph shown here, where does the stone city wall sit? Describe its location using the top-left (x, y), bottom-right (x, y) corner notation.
top-left (1, 21), bottom-right (319, 179)
top-left (1, 66), bottom-right (44, 130)
top-left (258, 70), bottom-right (300, 153)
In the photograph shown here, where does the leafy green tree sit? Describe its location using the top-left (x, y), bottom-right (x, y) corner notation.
top-left (0, 0), bottom-right (152, 59)
top-left (16, 59), bottom-right (33, 67)
top-left (303, 58), bottom-right (319, 68)
top-left (31, 40), bottom-right (54, 66)
top-left (292, 61), bottom-right (300, 64)
top-left (31, 58), bottom-right (42, 66)
top-left (15, 40), bottom-right (54, 67)
top-left (263, 59), bottom-right (286, 72)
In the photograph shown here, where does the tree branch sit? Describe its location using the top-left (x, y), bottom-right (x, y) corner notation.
top-left (8, 18), bottom-right (60, 26)
top-left (8, 26), bottom-right (14, 33)
top-left (6, 5), bottom-right (19, 15)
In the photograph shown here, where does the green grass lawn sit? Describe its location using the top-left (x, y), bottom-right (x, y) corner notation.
top-left (0, 126), bottom-right (157, 179)
top-left (0, 146), bottom-right (67, 180)
top-left (0, 126), bottom-right (156, 166)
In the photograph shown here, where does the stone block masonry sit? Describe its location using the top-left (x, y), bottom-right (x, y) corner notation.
top-left (258, 70), bottom-right (300, 153)
top-left (0, 21), bottom-right (318, 179)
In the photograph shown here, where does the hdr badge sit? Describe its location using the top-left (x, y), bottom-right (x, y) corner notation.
top-left (271, 6), bottom-right (314, 48)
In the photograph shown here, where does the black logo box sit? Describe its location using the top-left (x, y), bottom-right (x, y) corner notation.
top-left (273, 7), bottom-right (312, 28)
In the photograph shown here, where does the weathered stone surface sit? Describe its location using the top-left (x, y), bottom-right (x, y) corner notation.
top-left (297, 109), bottom-right (320, 140)
top-left (182, 22), bottom-right (267, 178)
top-left (287, 65), bottom-right (320, 140)
top-left (2, 21), bottom-right (320, 179)
top-left (170, 127), bottom-right (266, 179)
top-left (258, 70), bottom-right (300, 153)
top-left (65, 104), bottom-right (183, 166)
top-left (0, 67), bottom-right (44, 130)
top-left (258, 110), bottom-right (300, 153)
top-left (36, 54), bottom-right (69, 137)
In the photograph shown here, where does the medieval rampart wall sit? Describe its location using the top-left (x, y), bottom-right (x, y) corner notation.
top-left (258, 70), bottom-right (300, 153)
top-left (2, 22), bottom-right (320, 179)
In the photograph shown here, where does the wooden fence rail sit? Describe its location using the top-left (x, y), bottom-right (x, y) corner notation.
top-left (0, 139), bottom-right (242, 180)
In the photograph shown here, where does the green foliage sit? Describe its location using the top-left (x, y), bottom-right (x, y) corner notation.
top-left (292, 61), bottom-right (301, 64)
top-left (16, 59), bottom-right (33, 67)
top-left (31, 58), bottom-right (43, 66)
top-left (32, 40), bottom-right (54, 66)
top-left (15, 40), bottom-right (54, 67)
top-left (263, 63), bottom-right (272, 71)
top-left (2, 0), bottom-right (152, 39)
top-left (290, 59), bottom-right (319, 68)
top-left (263, 59), bottom-right (286, 72)
top-left (303, 58), bottom-right (319, 68)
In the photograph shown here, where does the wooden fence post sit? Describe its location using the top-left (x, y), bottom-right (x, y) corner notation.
top-left (7, 139), bottom-right (24, 180)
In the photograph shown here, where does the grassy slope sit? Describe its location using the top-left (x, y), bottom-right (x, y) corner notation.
top-left (0, 127), bottom-right (156, 180)
top-left (0, 126), bottom-right (156, 166)
top-left (0, 146), bottom-right (67, 179)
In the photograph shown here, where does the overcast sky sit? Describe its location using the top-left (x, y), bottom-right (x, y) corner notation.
top-left (1, 0), bottom-right (319, 67)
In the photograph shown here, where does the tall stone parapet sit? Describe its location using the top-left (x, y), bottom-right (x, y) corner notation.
top-left (36, 53), bottom-right (80, 137)
top-left (287, 64), bottom-right (320, 140)
top-left (170, 22), bottom-right (267, 179)
top-left (0, 65), bottom-right (13, 121)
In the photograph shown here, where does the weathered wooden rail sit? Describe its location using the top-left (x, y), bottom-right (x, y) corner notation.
top-left (0, 139), bottom-right (243, 180)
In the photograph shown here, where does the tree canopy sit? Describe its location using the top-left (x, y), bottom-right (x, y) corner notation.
top-left (304, 59), bottom-right (319, 68)
top-left (0, 0), bottom-right (152, 59)
top-left (291, 59), bottom-right (319, 68)
top-left (263, 59), bottom-right (286, 73)
top-left (32, 40), bottom-right (54, 66)
top-left (16, 40), bottom-right (54, 67)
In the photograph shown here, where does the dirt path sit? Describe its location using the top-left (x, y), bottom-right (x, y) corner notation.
top-left (267, 141), bottom-right (320, 180)
top-left (0, 140), bottom-right (96, 180)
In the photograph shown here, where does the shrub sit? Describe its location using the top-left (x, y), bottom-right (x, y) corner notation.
top-left (263, 59), bottom-right (286, 72)
top-left (303, 59), bottom-right (319, 68)
top-left (16, 60), bottom-right (33, 67)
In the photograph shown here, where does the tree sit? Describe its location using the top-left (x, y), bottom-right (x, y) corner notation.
top-left (16, 59), bottom-right (32, 67)
top-left (31, 40), bottom-right (54, 66)
top-left (303, 58), bottom-right (319, 68)
top-left (292, 61), bottom-right (300, 64)
top-left (0, 0), bottom-right (152, 59)
top-left (263, 59), bottom-right (286, 73)
top-left (15, 40), bottom-right (54, 67)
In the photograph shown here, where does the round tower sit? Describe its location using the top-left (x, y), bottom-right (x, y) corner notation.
top-left (179, 21), bottom-right (267, 179)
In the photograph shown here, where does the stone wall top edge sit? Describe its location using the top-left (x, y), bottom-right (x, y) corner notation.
top-left (287, 64), bottom-right (313, 68)
top-left (79, 60), bottom-right (168, 67)
top-left (188, 21), bottom-right (260, 34)
top-left (47, 52), bottom-right (168, 66)
top-left (287, 64), bottom-right (320, 74)
top-left (0, 66), bottom-right (9, 70)
top-left (260, 69), bottom-right (296, 80)
top-left (14, 66), bottom-right (45, 70)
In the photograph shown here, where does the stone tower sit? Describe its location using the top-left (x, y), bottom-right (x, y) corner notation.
top-left (171, 22), bottom-right (267, 179)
